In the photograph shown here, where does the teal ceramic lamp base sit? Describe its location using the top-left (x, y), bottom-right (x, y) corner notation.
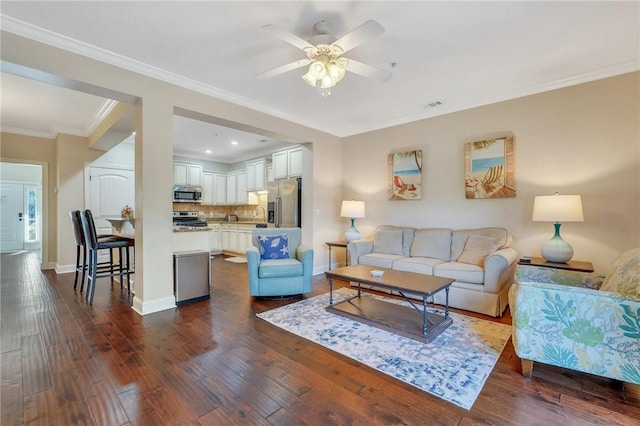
top-left (345, 218), bottom-right (361, 242)
top-left (540, 222), bottom-right (574, 263)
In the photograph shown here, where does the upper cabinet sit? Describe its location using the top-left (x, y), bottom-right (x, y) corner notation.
top-left (272, 146), bottom-right (302, 179)
top-left (202, 172), bottom-right (215, 204)
top-left (173, 162), bottom-right (203, 186)
top-left (245, 158), bottom-right (268, 191)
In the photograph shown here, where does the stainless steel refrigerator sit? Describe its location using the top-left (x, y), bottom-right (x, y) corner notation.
top-left (267, 177), bottom-right (301, 228)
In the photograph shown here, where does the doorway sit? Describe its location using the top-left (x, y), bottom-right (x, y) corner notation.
top-left (0, 163), bottom-right (43, 254)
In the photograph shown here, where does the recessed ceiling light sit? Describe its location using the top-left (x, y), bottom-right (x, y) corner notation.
top-left (205, 149), bottom-right (212, 154)
top-left (231, 141), bottom-right (238, 145)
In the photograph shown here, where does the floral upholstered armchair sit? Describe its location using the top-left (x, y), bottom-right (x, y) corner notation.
top-left (509, 248), bottom-right (640, 391)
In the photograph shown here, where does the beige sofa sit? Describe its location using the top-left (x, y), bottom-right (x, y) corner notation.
top-left (347, 225), bottom-right (518, 317)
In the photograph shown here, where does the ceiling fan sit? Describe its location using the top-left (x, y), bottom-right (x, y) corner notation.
top-left (256, 20), bottom-right (392, 96)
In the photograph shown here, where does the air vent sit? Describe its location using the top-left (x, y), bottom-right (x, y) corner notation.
top-left (425, 100), bottom-right (444, 108)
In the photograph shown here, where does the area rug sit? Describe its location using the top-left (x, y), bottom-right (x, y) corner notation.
top-left (257, 287), bottom-right (512, 410)
top-left (225, 256), bottom-right (247, 263)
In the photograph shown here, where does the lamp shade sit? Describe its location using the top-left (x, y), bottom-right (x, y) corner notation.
top-left (532, 194), bottom-right (584, 222)
top-left (532, 193), bottom-right (583, 263)
top-left (340, 200), bottom-right (365, 242)
top-left (340, 200), bottom-right (365, 218)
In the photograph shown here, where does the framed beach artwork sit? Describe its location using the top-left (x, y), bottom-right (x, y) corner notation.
top-left (464, 136), bottom-right (515, 199)
top-left (389, 150), bottom-right (422, 200)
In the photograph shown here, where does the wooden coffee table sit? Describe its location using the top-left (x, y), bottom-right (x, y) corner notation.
top-left (325, 264), bottom-right (454, 343)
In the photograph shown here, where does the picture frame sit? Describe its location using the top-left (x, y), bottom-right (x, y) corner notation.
top-left (464, 136), bottom-right (515, 199)
top-left (389, 150), bottom-right (422, 200)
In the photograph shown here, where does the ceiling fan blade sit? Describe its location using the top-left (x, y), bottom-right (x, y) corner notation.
top-left (344, 59), bottom-right (392, 83)
top-left (331, 20), bottom-right (384, 54)
top-left (262, 24), bottom-right (315, 52)
top-left (256, 59), bottom-right (311, 80)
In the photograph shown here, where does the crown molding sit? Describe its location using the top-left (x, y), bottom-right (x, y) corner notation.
top-left (0, 15), bottom-right (329, 136)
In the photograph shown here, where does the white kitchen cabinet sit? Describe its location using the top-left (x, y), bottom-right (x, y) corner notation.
top-left (214, 173), bottom-right (227, 205)
top-left (173, 162), bottom-right (188, 185)
top-left (288, 147), bottom-right (302, 177)
top-left (226, 172), bottom-right (237, 205)
top-left (188, 164), bottom-right (203, 186)
top-left (272, 150), bottom-right (289, 180)
top-left (202, 172), bottom-right (215, 205)
top-left (221, 224), bottom-right (238, 253)
top-left (271, 146), bottom-right (302, 179)
top-left (209, 225), bottom-right (221, 253)
top-left (236, 225), bottom-right (254, 255)
top-left (236, 171), bottom-right (248, 204)
top-left (245, 158), bottom-right (267, 191)
top-left (174, 161), bottom-right (204, 186)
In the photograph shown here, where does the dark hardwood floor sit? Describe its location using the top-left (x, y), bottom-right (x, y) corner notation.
top-left (1, 250), bottom-right (639, 425)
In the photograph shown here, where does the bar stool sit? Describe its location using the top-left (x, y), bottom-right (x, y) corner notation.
top-left (68, 210), bottom-right (115, 293)
top-left (80, 209), bottom-right (135, 305)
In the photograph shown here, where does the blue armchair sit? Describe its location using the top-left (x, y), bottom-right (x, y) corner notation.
top-left (246, 227), bottom-right (313, 298)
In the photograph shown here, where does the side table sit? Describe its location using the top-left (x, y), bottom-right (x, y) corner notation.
top-left (518, 256), bottom-right (594, 273)
top-left (325, 241), bottom-right (349, 269)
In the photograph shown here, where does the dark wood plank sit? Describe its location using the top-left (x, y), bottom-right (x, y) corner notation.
top-left (1, 250), bottom-right (638, 425)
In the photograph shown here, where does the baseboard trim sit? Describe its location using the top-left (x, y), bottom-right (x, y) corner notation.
top-left (132, 295), bottom-right (176, 316)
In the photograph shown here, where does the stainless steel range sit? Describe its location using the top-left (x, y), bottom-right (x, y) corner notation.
top-left (172, 211), bottom-right (208, 229)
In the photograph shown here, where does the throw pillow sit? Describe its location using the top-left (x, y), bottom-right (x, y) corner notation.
top-left (410, 229), bottom-right (452, 261)
top-left (456, 235), bottom-right (501, 266)
top-left (600, 248), bottom-right (640, 296)
top-left (258, 234), bottom-right (290, 260)
top-left (373, 230), bottom-right (403, 255)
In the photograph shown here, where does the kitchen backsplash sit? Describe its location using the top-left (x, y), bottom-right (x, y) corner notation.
top-left (172, 193), bottom-right (268, 221)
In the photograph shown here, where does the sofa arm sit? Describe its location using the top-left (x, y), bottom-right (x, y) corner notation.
top-left (515, 265), bottom-right (605, 289)
top-left (509, 280), bottom-right (640, 384)
top-left (483, 247), bottom-right (518, 294)
top-left (347, 239), bottom-right (373, 265)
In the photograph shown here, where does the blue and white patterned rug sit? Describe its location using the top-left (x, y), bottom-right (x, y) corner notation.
top-left (257, 287), bottom-right (512, 410)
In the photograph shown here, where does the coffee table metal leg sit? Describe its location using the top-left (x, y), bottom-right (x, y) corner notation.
top-left (444, 287), bottom-right (450, 319)
top-left (329, 277), bottom-right (334, 306)
top-left (422, 296), bottom-right (428, 335)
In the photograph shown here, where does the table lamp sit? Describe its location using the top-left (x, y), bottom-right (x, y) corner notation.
top-left (532, 193), bottom-right (584, 263)
top-left (340, 200), bottom-right (365, 242)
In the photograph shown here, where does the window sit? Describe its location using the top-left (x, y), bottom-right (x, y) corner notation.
top-left (24, 185), bottom-right (39, 243)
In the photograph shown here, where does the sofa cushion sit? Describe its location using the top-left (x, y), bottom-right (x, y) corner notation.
top-left (376, 225), bottom-right (415, 256)
top-left (434, 262), bottom-right (485, 284)
top-left (600, 248), bottom-right (640, 296)
top-left (450, 228), bottom-right (510, 261)
top-left (373, 230), bottom-right (404, 255)
top-left (259, 258), bottom-right (302, 278)
top-left (359, 253), bottom-right (404, 269)
top-left (410, 229), bottom-right (452, 261)
top-left (393, 256), bottom-right (445, 275)
top-left (258, 233), bottom-right (290, 259)
top-left (456, 235), bottom-right (501, 266)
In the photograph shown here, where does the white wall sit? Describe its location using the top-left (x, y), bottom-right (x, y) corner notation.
top-left (342, 72), bottom-right (640, 273)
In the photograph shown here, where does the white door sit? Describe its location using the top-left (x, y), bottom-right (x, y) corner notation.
top-left (88, 166), bottom-right (134, 261)
top-left (0, 183), bottom-right (25, 252)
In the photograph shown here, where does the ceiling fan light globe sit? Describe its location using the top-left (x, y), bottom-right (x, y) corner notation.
top-left (302, 70), bottom-right (317, 87)
top-left (321, 75), bottom-right (336, 89)
top-left (328, 63), bottom-right (346, 82)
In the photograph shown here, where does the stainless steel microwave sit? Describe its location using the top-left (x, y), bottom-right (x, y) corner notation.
top-left (172, 185), bottom-right (202, 203)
